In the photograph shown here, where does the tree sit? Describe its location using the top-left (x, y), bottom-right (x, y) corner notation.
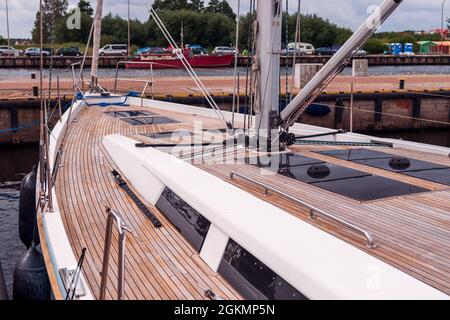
top-left (0, 36), bottom-right (6, 45)
top-left (146, 10), bottom-right (235, 48)
top-left (206, 0), bottom-right (236, 20)
top-left (152, 0), bottom-right (189, 12)
top-left (78, 0), bottom-right (93, 16)
top-left (189, 0), bottom-right (204, 12)
top-left (54, 10), bottom-right (93, 44)
top-left (32, 0), bottom-right (68, 43)
top-left (363, 39), bottom-right (388, 54)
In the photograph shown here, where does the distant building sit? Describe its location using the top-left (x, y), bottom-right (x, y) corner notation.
top-left (12, 39), bottom-right (31, 46)
top-left (428, 41), bottom-right (450, 54)
top-left (418, 41), bottom-right (437, 54)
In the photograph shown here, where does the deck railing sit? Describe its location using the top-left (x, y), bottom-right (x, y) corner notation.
top-left (114, 61), bottom-right (154, 102)
top-left (99, 207), bottom-right (131, 300)
top-left (229, 171), bottom-right (377, 248)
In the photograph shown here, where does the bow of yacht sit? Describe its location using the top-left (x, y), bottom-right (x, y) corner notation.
top-left (33, 0), bottom-right (450, 300)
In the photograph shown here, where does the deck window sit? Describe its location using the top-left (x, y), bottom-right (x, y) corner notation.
top-left (156, 187), bottom-right (210, 252)
top-left (241, 152), bottom-right (429, 201)
top-left (121, 116), bottom-right (178, 126)
top-left (316, 149), bottom-right (450, 186)
top-left (218, 239), bottom-right (306, 300)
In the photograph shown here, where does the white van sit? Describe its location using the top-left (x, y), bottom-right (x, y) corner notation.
top-left (287, 42), bottom-right (315, 55)
top-left (99, 44), bottom-right (128, 56)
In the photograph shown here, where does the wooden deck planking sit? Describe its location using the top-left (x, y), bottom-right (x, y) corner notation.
top-left (55, 106), bottom-right (241, 300)
top-left (196, 158), bottom-right (450, 294)
top-left (54, 103), bottom-right (450, 298)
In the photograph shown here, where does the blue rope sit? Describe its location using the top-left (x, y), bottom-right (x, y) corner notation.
top-left (84, 92), bottom-right (140, 107)
top-left (1, 92), bottom-right (141, 134)
top-left (0, 101), bottom-right (74, 134)
top-left (0, 120), bottom-right (40, 133)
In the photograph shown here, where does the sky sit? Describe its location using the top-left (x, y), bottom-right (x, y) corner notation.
top-left (0, 0), bottom-right (449, 39)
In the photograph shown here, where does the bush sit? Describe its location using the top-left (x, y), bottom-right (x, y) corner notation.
top-left (363, 39), bottom-right (388, 54)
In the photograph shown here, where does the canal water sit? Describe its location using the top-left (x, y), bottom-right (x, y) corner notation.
top-left (2, 65), bottom-right (450, 80)
top-left (0, 146), bottom-right (39, 299)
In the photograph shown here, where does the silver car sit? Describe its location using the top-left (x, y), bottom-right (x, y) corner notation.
top-left (212, 46), bottom-right (238, 55)
top-left (0, 46), bottom-right (16, 56)
top-left (24, 47), bottom-right (50, 57)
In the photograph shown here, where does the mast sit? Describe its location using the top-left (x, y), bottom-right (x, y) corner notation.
top-left (91, 0), bottom-right (104, 90)
top-left (127, 0), bottom-right (131, 57)
top-left (254, 0), bottom-right (282, 144)
top-left (5, 0), bottom-right (10, 47)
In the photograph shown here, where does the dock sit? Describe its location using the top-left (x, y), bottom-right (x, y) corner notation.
top-left (1, 74), bottom-right (449, 145)
top-left (1, 55), bottom-right (450, 69)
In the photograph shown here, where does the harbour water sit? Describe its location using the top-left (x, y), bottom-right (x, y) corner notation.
top-left (2, 65), bottom-right (450, 80)
top-left (0, 146), bottom-right (38, 298)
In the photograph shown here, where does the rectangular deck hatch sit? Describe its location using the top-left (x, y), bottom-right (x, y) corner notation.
top-left (147, 130), bottom-right (193, 140)
top-left (240, 153), bottom-right (325, 168)
top-left (403, 168), bottom-right (450, 185)
top-left (279, 164), bottom-right (371, 184)
top-left (316, 148), bottom-right (450, 186)
top-left (312, 176), bottom-right (428, 202)
top-left (105, 110), bottom-right (154, 118)
top-left (316, 149), bottom-right (395, 161)
top-left (121, 116), bottom-right (179, 126)
top-left (242, 153), bottom-right (428, 201)
top-left (353, 158), bottom-right (448, 173)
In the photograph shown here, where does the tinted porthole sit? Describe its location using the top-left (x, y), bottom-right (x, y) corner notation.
top-left (156, 187), bottom-right (211, 252)
top-left (218, 239), bottom-right (306, 300)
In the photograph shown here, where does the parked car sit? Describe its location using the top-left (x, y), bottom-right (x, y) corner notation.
top-left (189, 45), bottom-right (208, 55)
top-left (353, 49), bottom-right (367, 56)
top-left (212, 46), bottom-right (238, 55)
top-left (138, 47), bottom-right (167, 55)
top-left (314, 47), bottom-right (339, 56)
top-left (55, 47), bottom-right (82, 56)
top-left (281, 47), bottom-right (302, 56)
top-left (99, 44), bottom-right (128, 56)
top-left (24, 47), bottom-right (50, 57)
top-left (0, 46), bottom-right (16, 56)
top-left (286, 42), bottom-right (315, 55)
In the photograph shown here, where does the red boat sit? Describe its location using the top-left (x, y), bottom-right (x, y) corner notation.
top-left (126, 49), bottom-right (234, 69)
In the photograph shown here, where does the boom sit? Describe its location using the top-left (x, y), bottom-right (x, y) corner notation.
top-left (278, 0), bottom-right (403, 132)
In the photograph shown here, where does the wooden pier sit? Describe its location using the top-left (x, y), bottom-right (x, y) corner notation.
top-left (1, 74), bottom-right (449, 145)
top-left (1, 54), bottom-right (450, 69)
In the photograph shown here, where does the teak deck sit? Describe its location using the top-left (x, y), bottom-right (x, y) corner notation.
top-left (55, 104), bottom-right (450, 299)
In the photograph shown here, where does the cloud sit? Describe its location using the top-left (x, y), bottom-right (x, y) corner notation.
top-left (0, 0), bottom-right (448, 39)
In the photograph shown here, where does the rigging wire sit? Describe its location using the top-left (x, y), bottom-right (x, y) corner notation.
top-left (243, 0), bottom-right (255, 134)
top-left (231, 0), bottom-right (241, 128)
top-left (290, 0), bottom-right (301, 102)
top-left (329, 101), bottom-right (450, 126)
top-left (141, 1), bottom-right (232, 129)
top-left (285, 0), bottom-right (289, 106)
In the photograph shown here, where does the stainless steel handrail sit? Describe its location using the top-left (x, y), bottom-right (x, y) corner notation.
top-left (114, 61), bottom-right (154, 97)
top-left (99, 207), bottom-right (131, 300)
top-left (229, 171), bottom-right (377, 248)
top-left (66, 62), bottom-right (82, 89)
